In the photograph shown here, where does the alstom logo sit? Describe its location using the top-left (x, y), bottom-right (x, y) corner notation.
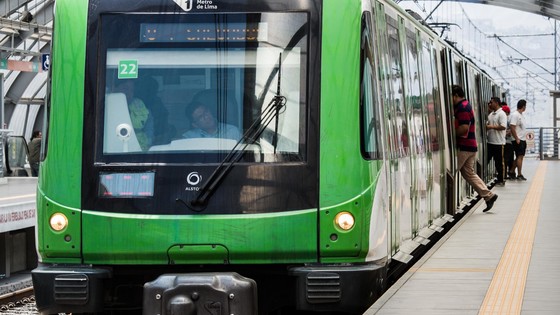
top-left (187, 172), bottom-right (202, 186)
top-left (185, 172), bottom-right (202, 191)
top-left (174, 0), bottom-right (193, 11)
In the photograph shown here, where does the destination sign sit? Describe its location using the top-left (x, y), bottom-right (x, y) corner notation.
top-left (140, 22), bottom-right (267, 43)
top-left (99, 172), bottom-right (155, 198)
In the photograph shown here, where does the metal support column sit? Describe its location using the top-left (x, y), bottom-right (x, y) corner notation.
top-left (0, 74), bottom-right (5, 183)
top-left (0, 132), bottom-right (3, 180)
top-left (0, 130), bottom-right (10, 184)
top-left (549, 91), bottom-right (560, 158)
top-left (0, 232), bottom-right (12, 278)
top-left (0, 73), bottom-right (3, 129)
top-left (553, 91), bottom-right (560, 128)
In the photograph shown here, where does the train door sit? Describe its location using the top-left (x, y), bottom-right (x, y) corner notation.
top-left (478, 75), bottom-right (490, 181)
top-left (402, 24), bottom-right (430, 237)
top-left (450, 53), bottom-right (474, 209)
top-left (478, 74), bottom-right (491, 181)
top-left (439, 48), bottom-right (456, 214)
top-left (419, 36), bottom-right (443, 225)
top-left (360, 6), bottom-right (389, 264)
top-left (375, 5), bottom-right (410, 258)
top-left (467, 67), bottom-right (486, 183)
top-left (386, 13), bottom-right (412, 258)
top-left (373, 1), bottom-right (398, 257)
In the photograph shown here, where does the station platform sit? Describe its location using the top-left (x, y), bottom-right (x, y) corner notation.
top-left (0, 177), bottom-right (37, 282)
top-left (0, 177), bottom-right (36, 202)
top-left (0, 177), bottom-right (36, 234)
top-left (366, 158), bottom-right (559, 315)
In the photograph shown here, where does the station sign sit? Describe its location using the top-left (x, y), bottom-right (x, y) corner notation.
top-left (0, 58), bottom-right (44, 72)
top-left (0, 202), bottom-right (36, 233)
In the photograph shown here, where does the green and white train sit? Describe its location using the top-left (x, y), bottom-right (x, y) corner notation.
top-left (32, 0), bottom-right (499, 314)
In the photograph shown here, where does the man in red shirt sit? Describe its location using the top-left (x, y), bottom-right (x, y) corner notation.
top-left (452, 85), bottom-right (498, 212)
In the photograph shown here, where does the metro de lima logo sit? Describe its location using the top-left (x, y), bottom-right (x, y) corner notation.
top-left (174, 0), bottom-right (193, 11)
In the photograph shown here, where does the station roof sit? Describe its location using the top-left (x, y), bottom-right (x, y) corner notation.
top-left (1, 0), bottom-right (52, 138)
top-left (1, 0), bottom-right (52, 102)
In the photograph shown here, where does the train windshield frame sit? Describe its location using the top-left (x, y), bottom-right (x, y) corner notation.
top-left (96, 12), bottom-right (309, 164)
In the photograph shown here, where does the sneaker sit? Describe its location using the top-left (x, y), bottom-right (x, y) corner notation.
top-left (495, 181), bottom-right (505, 187)
top-left (483, 194), bottom-right (498, 212)
top-left (507, 172), bottom-right (517, 180)
top-left (517, 175), bottom-right (527, 181)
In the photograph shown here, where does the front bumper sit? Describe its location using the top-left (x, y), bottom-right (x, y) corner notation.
top-left (289, 262), bottom-right (387, 313)
top-left (31, 264), bottom-right (111, 314)
top-left (31, 262), bottom-right (386, 314)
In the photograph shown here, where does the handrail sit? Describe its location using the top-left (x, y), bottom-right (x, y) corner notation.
top-left (526, 127), bottom-right (559, 160)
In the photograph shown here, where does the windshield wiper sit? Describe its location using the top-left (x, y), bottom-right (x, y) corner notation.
top-left (178, 54), bottom-right (287, 212)
top-left (175, 23), bottom-right (308, 212)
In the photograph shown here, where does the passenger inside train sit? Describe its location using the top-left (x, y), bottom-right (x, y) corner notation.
top-left (183, 101), bottom-right (241, 140)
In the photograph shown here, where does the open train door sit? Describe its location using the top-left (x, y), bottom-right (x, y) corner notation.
top-left (439, 47), bottom-right (458, 214)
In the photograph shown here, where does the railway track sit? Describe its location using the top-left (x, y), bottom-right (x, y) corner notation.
top-left (0, 286), bottom-right (38, 314)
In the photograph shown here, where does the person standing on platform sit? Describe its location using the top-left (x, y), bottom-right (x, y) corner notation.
top-left (502, 104), bottom-right (515, 179)
top-left (28, 130), bottom-right (42, 177)
top-left (452, 85), bottom-right (498, 212)
top-left (509, 99), bottom-right (528, 180)
top-left (486, 97), bottom-right (507, 186)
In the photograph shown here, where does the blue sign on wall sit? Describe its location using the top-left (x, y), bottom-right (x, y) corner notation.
top-left (41, 54), bottom-right (50, 71)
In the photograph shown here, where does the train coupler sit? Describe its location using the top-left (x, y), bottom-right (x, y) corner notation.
top-left (143, 272), bottom-right (257, 315)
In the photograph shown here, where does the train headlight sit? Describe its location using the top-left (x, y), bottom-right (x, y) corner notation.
top-left (335, 212), bottom-right (355, 231)
top-left (49, 213), bottom-right (68, 231)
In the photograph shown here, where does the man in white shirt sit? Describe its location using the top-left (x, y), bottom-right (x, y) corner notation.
top-left (502, 104), bottom-right (515, 178)
top-left (486, 97), bottom-right (508, 185)
top-left (509, 99), bottom-right (528, 180)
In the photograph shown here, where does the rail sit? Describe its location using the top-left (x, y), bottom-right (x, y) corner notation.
top-left (0, 286), bottom-right (35, 313)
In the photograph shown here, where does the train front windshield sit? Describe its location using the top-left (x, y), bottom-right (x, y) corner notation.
top-left (97, 13), bottom-right (308, 164)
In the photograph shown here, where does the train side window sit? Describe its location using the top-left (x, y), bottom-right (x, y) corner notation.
top-left (387, 17), bottom-right (407, 158)
top-left (374, 2), bottom-right (396, 159)
top-left (420, 39), bottom-right (441, 152)
top-left (404, 28), bottom-right (426, 156)
top-left (360, 12), bottom-right (381, 160)
top-left (453, 54), bottom-right (464, 88)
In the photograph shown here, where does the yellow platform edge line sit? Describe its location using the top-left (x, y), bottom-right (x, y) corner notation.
top-left (478, 161), bottom-right (547, 315)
